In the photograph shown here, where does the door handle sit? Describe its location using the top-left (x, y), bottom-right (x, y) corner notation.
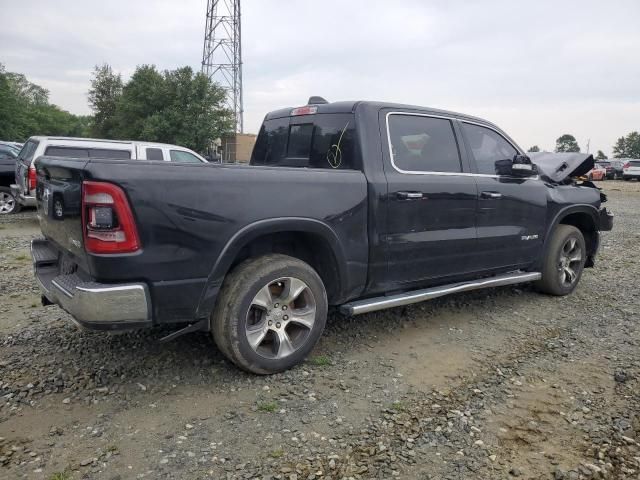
top-left (481, 191), bottom-right (503, 199)
top-left (397, 191), bottom-right (424, 200)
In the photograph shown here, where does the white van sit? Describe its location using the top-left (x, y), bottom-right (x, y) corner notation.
top-left (10, 137), bottom-right (207, 211)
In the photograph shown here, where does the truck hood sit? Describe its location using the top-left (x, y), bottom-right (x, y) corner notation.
top-left (528, 152), bottom-right (594, 183)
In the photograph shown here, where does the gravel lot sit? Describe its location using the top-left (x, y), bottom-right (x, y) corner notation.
top-left (1, 181), bottom-right (639, 480)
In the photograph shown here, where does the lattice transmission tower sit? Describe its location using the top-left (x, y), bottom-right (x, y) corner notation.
top-left (201, 0), bottom-right (243, 133)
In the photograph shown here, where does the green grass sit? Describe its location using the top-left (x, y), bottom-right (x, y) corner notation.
top-left (389, 401), bottom-right (407, 412)
top-left (257, 401), bottom-right (278, 413)
top-left (309, 355), bottom-right (331, 366)
top-left (14, 253), bottom-right (28, 261)
top-left (49, 472), bottom-right (71, 480)
top-left (269, 448), bottom-right (285, 458)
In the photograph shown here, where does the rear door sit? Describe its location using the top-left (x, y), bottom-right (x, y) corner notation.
top-left (380, 111), bottom-right (479, 289)
top-left (459, 121), bottom-right (546, 271)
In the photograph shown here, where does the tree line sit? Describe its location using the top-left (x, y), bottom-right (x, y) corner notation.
top-left (527, 132), bottom-right (640, 159)
top-left (0, 63), bottom-right (233, 153)
top-left (0, 63), bottom-right (90, 140)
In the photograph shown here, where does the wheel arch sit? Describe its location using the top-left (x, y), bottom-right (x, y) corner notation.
top-left (196, 217), bottom-right (350, 319)
top-left (543, 205), bottom-right (599, 269)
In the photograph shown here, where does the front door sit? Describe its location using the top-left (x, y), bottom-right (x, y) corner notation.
top-left (459, 122), bottom-right (546, 270)
top-left (380, 111), bottom-right (479, 290)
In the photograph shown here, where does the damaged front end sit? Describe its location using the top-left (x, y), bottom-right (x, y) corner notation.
top-left (529, 152), bottom-right (613, 232)
top-left (529, 152), bottom-right (595, 184)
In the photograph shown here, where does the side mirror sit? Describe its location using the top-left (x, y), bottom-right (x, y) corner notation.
top-left (511, 154), bottom-right (537, 176)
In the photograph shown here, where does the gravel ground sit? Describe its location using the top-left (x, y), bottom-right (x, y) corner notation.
top-left (0, 181), bottom-right (639, 480)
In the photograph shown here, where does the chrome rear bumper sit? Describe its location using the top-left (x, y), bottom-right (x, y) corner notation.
top-left (10, 184), bottom-right (36, 207)
top-left (31, 239), bottom-right (152, 330)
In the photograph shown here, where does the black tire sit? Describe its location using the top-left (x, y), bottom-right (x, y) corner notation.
top-left (0, 187), bottom-right (20, 215)
top-left (211, 254), bottom-right (328, 374)
top-left (536, 225), bottom-right (586, 296)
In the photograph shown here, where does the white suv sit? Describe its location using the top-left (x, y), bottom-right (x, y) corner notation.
top-left (10, 137), bottom-right (207, 210)
top-left (623, 159), bottom-right (640, 181)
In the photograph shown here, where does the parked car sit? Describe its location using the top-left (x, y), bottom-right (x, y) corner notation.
top-left (11, 137), bottom-right (208, 211)
top-left (607, 160), bottom-right (625, 179)
top-left (623, 159), bottom-right (640, 180)
top-left (0, 141), bottom-right (21, 154)
top-left (0, 144), bottom-right (20, 214)
top-left (587, 163), bottom-right (607, 181)
top-left (31, 98), bottom-right (613, 374)
top-left (595, 161), bottom-right (615, 179)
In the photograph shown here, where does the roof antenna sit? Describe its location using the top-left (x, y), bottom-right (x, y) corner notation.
top-left (308, 96), bottom-right (328, 105)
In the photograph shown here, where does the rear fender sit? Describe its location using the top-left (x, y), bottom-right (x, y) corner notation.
top-left (195, 217), bottom-right (348, 320)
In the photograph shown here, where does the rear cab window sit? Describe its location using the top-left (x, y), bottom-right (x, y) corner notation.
top-left (250, 113), bottom-right (358, 170)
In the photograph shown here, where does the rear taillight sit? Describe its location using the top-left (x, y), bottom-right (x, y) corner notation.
top-left (82, 181), bottom-right (140, 254)
top-left (28, 166), bottom-right (37, 190)
top-left (623, 162), bottom-right (630, 169)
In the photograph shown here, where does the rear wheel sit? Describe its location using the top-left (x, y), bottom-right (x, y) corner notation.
top-left (0, 187), bottom-right (20, 215)
top-left (536, 225), bottom-right (586, 296)
top-left (211, 254), bottom-right (328, 374)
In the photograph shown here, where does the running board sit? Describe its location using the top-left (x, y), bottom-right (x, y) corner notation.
top-left (340, 271), bottom-right (541, 316)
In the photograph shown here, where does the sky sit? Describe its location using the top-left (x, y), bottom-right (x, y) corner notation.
top-left (1, 0), bottom-right (639, 155)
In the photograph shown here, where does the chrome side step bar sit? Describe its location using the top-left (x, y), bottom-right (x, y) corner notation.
top-left (340, 271), bottom-right (541, 316)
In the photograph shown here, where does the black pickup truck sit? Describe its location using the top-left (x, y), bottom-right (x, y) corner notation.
top-left (32, 99), bottom-right (613, 374)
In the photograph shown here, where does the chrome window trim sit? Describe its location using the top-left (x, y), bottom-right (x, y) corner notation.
top-left (385, 111), bottom-right (534, 179)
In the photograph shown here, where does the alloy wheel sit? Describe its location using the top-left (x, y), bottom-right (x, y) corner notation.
top-left (0, 192), bottom-right (16, 214)
top-left (245, 277), bottom-right (317, 359)
top-left (558, 237), bottom-right (582, 287)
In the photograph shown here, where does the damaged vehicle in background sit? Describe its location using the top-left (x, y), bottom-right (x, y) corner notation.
top-left (30, 98), bottom-right (613, 374)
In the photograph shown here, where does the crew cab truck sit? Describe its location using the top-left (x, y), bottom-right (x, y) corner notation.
top-left (31, 99), bottom-right (613, 374)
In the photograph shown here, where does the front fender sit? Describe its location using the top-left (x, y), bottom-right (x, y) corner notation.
top-left (194, 217), bottom-right (349, 320)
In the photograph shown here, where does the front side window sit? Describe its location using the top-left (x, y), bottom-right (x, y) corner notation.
top-left (146, 148), bottom-right (164, 161)
top-left (462, 123), bottom-right (518, 175)
top-left (169, 150), bottom-right (202, 163)
top-left (387, 114), bottom-right (461, 173)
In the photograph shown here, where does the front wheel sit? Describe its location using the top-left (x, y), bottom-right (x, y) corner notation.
top-left (0, 187), bottom-right (20, 215)
top-left (536, 225), bottom-right (586, 296)
top-left (211, 254), bottom-right (328, 374)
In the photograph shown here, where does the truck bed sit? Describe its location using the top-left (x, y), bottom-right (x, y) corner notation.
top-left (35, 157), bottom-right (369, 325)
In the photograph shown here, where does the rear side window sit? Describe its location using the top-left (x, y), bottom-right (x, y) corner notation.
top-left (630, 161), bottom-right (640, 167)
top-left (45, 146), bottom-right (89, 158)
top-left (146, 148), bottom-right (164, 160)
top-left (462, 123), bottom-right (518, 175)
top-left (89, 149), bottom-right (131, 159)
top-left (18, 140), bottom-right (39, 165)
top-left (387, 114), bottom-right (461, 173)
top-left (44, 146), bottom-right (131, 159)
top-left (251, 114), bottom-right (357, 169)
top-left (169, 150), bottom-right (202, 163)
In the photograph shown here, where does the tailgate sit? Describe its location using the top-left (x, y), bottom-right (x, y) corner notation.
top-left (35, 156), bottom-right (91, 273)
